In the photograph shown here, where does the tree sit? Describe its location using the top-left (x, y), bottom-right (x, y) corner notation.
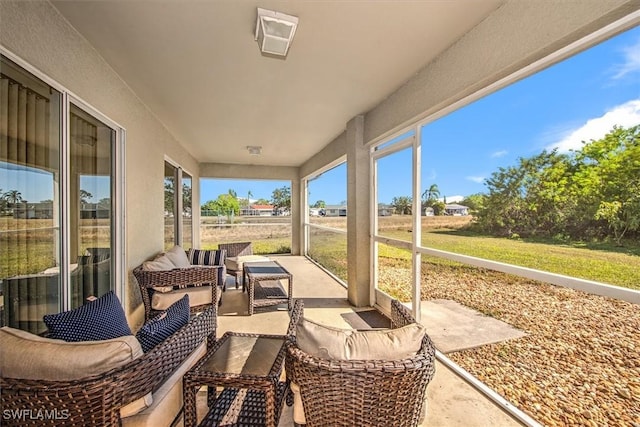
top-left (3, 189), bottom-right (24, 206)
top-left (582, 125), bottom-right (640, 244)
top-left (80, 189), bottom-right (93, 204)
top-left (391, 196), bottom-right (412, 215)
top-left (431, 200), bottom-right (446, 216)
top-left (0, 188), bottom-right (4, 213)
top-left (312, 200), bottom-right (326, 208)
top-left (245, 190), bottom-right (253, 209)
top-left (474, 125), bottom-right (640, 242)
top-left (98, 197), bottom-right (111, 208)
top-left (271, 186), bottom-right (291, 214)
top-left (201, 193), bottom-right (240, 216)
top-left (255, 198), bottom-right (270, 205)
top-left (164, 177), bottom-right (175, 215)
top-left (183, 183), bottom-right (192, 209)
top-left (422, 184), bottom-right (440, 204)
top-left (461, 193), bottom-right (486, 214)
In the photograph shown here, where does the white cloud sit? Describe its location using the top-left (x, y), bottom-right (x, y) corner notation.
top-left (612, 37), bottom-right (640, 79)
top-left (546, 99), bottom-right (640, 152)
top-left (466, 175), bottom-right (485, 184)
top-left (491, 150), bottom-right (508, 158)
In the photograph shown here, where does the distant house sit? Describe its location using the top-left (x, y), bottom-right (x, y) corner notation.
top-left (444, 203), bottom-right (469, 216)
top-left (242, 204), bottom-right (274, 216)
top-left (324, 205), bottom-right (347, 217)
top-left (424, 207), bottom-right (434, 216)
top-left (13, 202), bottom-right (53, 219)
top-left (81, 203), bottom-right (110, 219)
top-left (378, 204), bottom-right (393, 216)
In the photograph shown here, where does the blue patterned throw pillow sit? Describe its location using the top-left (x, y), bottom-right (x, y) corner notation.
top-left (43, 291), bottom-right (131, 342)
top-left (187, 248), bottom-right (226, 266)
top-left (136, 295), bottom-right (190, 353)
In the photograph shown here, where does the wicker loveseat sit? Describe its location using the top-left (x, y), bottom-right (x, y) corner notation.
top-left (285, 300), bottom-right (436, 427)
top-left (133, 247), bottom-right (226, 321)
top-left (0, 304), bottom-right (216, 426)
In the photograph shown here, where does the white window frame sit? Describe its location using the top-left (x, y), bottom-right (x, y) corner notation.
top-left (0, 47), bottom-right (127, 308)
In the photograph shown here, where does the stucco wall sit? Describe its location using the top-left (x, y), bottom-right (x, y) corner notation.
top-left (0, 0), bottom-right (198, 328)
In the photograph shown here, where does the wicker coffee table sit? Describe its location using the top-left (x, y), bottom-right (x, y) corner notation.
top-left (183, 332), bottom-right (288, 427)
top-left (242, 261), bottom-right (293, 316)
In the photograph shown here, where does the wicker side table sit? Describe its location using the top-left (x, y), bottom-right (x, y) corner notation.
top-left (183, 332), bottom-right (288, 427)
top-left (243, 261), bottom-right (293, 316)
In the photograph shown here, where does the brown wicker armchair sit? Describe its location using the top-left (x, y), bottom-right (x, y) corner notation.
top-left (0, 304), bottom-right (216, 426)
top-left (285, 300), bottom-right (436, 427)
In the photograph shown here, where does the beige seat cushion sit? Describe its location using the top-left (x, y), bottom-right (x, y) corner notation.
top-left (0, 327), bottom-right (143, 381)
top-left (290, 381), bottom-right (306, 425)
top-left (296, 318), bottom-right (425, 360)
top-left (151, 285), bottom-right (213, 311)
top-left (225, 255), bottom-right (269, 271)
top-left (121, 341), bottom-right (207, 427)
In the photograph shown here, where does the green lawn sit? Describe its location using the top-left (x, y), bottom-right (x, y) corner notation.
top-left (381, 229), bottom-right (640, 290)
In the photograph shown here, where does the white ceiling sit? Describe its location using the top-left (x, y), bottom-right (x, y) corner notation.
top-left (51, 1), bottom-right (503, 167)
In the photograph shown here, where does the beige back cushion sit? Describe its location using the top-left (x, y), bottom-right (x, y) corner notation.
top-left (142, 254), bottom-right (175, 271)
top-left (0, 327), bottom-right (143, 381)
top-left (296, 318), bottom-right (425, 360)
top-left (164, 245), bottom-right (192, 268)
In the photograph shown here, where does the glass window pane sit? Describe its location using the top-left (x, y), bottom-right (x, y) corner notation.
top-left (307, 163), bottom-right (346, 228)
top-left (308, 227), bottom-right (347, 284)
top-left (375, 147), bottom-right (412, 240)
top-left (164, 162), bottom-right (177, 251)
top-left (376, 242), bottom-right (412, 300)
top-left (70, 104), bottom-right (114, 308)
top-left (200, 179), bottom-right (292, 254)
top-left (0, 55), bottom-right (61, 333)
top-left (182, 172), bottom-right (192, 250)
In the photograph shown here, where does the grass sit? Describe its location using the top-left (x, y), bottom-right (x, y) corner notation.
top-left (411, 230), bottom-right (639, 290)
top-left (307, 230), bottom-right (347, 282)
top-left (3, 214), bottom-right (638, 292)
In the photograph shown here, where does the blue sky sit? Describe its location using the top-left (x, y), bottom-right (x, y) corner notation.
top-left (204, 25), bottom-right (640, 206)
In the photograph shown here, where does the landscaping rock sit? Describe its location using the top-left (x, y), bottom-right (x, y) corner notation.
top-left (408, 261), bottom-right (640, 426)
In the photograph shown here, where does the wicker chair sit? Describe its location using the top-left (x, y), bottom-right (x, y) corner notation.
top-left (133, 263), bottom-right (224, 322)
top-left (0, 304), bottom-right (216, 426)
top-left (218, 241), bottom-right (268, 288)
top-left (285, 300), bottom-right (436, 427)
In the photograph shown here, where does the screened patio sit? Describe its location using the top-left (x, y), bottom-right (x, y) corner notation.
top-left (1, 1), bottom-right (639, 426)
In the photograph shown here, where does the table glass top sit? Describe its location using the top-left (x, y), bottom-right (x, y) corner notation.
top-left (244, 261), bottom-right (288, 275)
top-left (202, 335), bottom-right (285, 376)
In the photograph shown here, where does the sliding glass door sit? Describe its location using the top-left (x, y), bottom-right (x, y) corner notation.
top-left (0, 54), bottom-right (121, 333)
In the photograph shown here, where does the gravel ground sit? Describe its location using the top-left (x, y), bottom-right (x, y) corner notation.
top-left (382, 262), bottom-right (640, 426)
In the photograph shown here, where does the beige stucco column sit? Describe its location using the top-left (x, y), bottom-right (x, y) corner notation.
top-left (346, 115), bottom-right (371, 306)
top-left (290, 176), bottom-right (302, 255)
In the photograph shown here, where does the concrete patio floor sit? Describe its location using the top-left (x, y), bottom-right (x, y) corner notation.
top-left (180, 255), bottom-right (525, 426)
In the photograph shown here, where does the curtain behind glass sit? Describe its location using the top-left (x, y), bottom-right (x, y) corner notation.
top-left (182, 173), bottom-right (192, 250)
top-left (70, 105), bottom-right (114, 308)
top-left (0, 57), bottom-right (61, 333)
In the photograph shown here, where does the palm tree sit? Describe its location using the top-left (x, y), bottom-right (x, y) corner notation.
top-left (247, 190), bottom-right (253, 208)
top-left (3, 189), bottom-right (24, 207)
top-left (422, 184), bottom-right (440, 203)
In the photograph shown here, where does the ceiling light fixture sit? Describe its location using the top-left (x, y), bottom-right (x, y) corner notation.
top-left (247, 145), bottom-right (262, 155)
top-left (255, 7), bottom-right (298, 58)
